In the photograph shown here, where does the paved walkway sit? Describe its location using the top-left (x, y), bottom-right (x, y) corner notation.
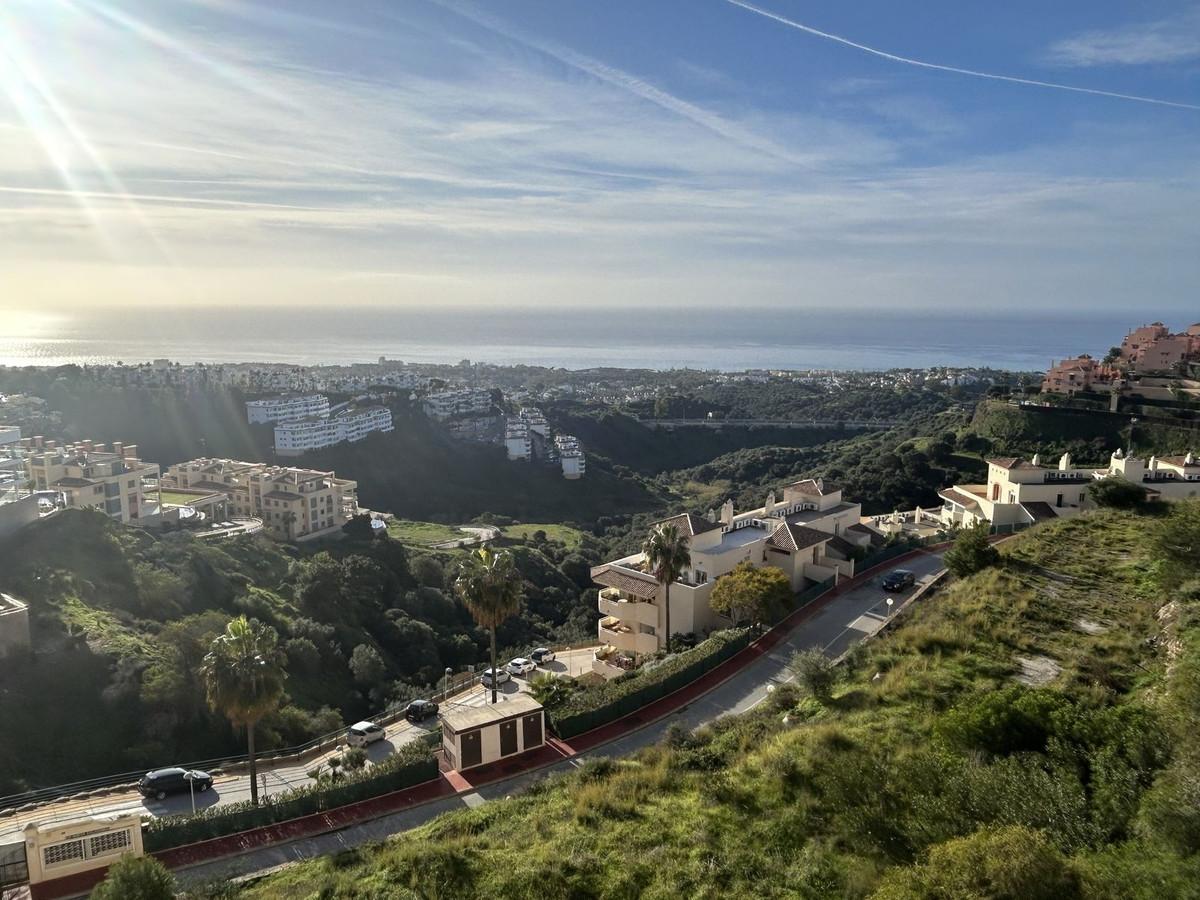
top-left (173, 549), bottom-right (947, 888)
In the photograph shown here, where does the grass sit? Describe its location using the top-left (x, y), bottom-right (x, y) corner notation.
top-left (157, 490), bottom-right (216, 506)
top-left (385, 519), bottom-right (469, 546)
top-left (500, 522), bottom-right (586, 549)
top-left (234, 510), bottom-right (1196, 899)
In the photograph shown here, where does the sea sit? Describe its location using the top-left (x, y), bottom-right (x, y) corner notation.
top-left (0, 306), bottom-right (1191, 372)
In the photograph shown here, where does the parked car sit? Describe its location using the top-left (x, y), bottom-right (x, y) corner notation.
top-left (346, 721), bottom-right (386, 748)
top-left (405, 699), bottom-right (439, 722)
top-left (138, 767), bottom-right (212, 801)
top-left (530, 647), bottom-right (556, 665)
top-left (506, 657), bottom-right (536, 676)
top-left (481, 667), bottom-right (512, 686)
top-left (881, 569), bottom-right (916, 592)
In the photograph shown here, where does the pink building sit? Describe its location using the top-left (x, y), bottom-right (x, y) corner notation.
top-left (1041, 355), bottom-right (1120, 394)
top-left (1119, 322), bottom-right (1200, 374)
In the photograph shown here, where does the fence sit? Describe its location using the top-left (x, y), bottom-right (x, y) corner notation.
top-left (547, 628), bottom-right (754, 739)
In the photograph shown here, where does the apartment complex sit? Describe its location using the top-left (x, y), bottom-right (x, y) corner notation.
top-left (423, 389), bottom-right (492, 420)
top-left (246, 394), bottom-right (331, 425)
top-left (939, 448), bottom-right (1200, 529)
top-left (1120, 323), bottom-right (1200, 374)
top-left (592, 478), bottom-right (865, 659)
top-left (274, 406), bottom-right (393, 456)
top-left (555, 433), bottom-right (586, 479)
top-left (0, 425), bottom-right (38, 539)
top-left (504, 420), bottom-right (532, 461)
top-left (1041, 355), bottom-right (1122, 395)
top-left (24, 440), bottom-right (159, 525)
top-left (162, 458), bottom-right (358, 541)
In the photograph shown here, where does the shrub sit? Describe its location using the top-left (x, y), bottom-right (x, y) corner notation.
top-left (790, 648), bottom-right (837, 704)
top-left (143, 741), bottom-right (436, 851)
top-left (1089, 477), bottom-right (1148, 510)
top-left (546, 628), bottom-right (753, 738)
top-left (90, 854), bottom-right (175, 900)
top-left (944, 523), bottom-right (999, 578)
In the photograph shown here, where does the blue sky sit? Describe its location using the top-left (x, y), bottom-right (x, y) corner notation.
top-left (1, 0), bottom-right (1198, 314)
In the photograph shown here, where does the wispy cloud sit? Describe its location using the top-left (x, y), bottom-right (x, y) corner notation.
top-left (1046, 11), bottom-right (1200, 67)
top-left (724, 0), bottom-right (1200, 111)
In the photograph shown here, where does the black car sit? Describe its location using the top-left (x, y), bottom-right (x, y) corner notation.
top-left (138, 767), bottom-right (212, 801)
top-left (405, 699), bottom-right (439, 722)
top-left (881, 569), bottom-right (916, 592)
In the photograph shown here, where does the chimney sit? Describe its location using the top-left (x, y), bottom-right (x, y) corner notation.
top-left (124, 444), bottom-right (138, 459)
top-left (720, 499), bottom-right (734, 527)
top-left (112, 442), bottom-right (123, 457)
top-left (1059, 452), bottom-right (1072, 471)
top-left (764, 491), bottom-right (776, 516)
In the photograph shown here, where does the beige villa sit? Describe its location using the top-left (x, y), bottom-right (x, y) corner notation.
top-left (592, 478), bottom-right (868, 663)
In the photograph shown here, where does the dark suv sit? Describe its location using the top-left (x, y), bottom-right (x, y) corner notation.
top-left (138, 767), bottom-right (212, 801)
top-left (405, 699), bottom-right (439, 722)
top-left (881, 569), bottom-right (916, 592)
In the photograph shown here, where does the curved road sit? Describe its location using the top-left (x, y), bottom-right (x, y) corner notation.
top-left (175, 550), bottom-right (947, 887)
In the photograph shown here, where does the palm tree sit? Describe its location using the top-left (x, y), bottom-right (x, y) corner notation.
top-left (200, 616), bottom-right (286, 805)
top-left (280, 510), bottom-right (297, 541)
top-left (454, 546), bottom-right (524, 704)
top-left (642, 523), bottom-right (691, 653)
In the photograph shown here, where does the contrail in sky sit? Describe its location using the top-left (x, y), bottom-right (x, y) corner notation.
top-left (724, 0), bottom-right (1200, 112)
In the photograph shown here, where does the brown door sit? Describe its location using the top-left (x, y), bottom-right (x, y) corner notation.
top-left (460, 729), bottom-right (482, 769)
top-left (499, 719), bottom-right (518, 756)
top-left (522, 713), bottom-right (543, 749)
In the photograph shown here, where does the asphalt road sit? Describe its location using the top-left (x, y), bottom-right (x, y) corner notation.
top-left (175, 551), bottom-right (947, 886)
top-left (0, 647), bottom-right (598, 844)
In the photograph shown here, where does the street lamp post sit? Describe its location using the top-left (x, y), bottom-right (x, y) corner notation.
top-left (444, 667), bottom-right (453, 701)
top-left (885, 597), bottom-right (894, 617)
top-left (186, 772), bottom-right (196, 815)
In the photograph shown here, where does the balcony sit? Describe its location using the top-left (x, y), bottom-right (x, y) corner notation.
top-left (598, 588), bottom-right (659, 627)
top-left (597, 616), bottom-right (659, 655)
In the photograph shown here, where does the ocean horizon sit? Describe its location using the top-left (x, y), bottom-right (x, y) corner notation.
top-left (1, 306), bottom-right (1191, 373)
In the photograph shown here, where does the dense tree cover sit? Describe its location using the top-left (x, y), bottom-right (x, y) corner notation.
top-left (0, 510), bottom-right (600, 792)
top-left (1090, 476), bottom-right (1150, 509)
top-left (239, 509), bottom-right (1200, 899)
top-left (709, 561), bottom-right (792, 626)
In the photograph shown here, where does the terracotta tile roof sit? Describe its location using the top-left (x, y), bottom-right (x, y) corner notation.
top-left (263, 490), bottom-right (302, 502)
top-left (786, 478), bottom-right (840, 496)
top-left (938, 487), bottom-right (982, 513)
top-left (826, 534), bottom-right (857, 558)
top-left (52, 476), bottom-right (94, 487)
top-left (1158, 456), bottom-right (1200, 468)
top-left (766, 522), bottom-right (830, 552)
top-left (986, 457), bottom-right (1021, 469)
top-left (591, 565), bottom-right (659, 599)
top-left (652, 512), bottom-right (722, 537)
top-left (847, 522), bottom-right (887, 548)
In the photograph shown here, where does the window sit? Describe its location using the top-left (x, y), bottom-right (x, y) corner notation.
top-left (89, 830), bottom-right (130, 857)
top-left (43, 840), bottom-right (85, 867)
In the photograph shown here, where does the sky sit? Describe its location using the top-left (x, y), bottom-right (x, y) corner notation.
top-left (1, 0), bottom-right (1198, 315)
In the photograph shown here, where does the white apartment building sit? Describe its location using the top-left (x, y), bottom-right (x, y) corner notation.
top-left (274, 406), bottom-right (393, 457)
top-left (163, 458), bottom-right (358, 541)
top-left (505, 420), bottom-right (531, 461)
top-left (520, 407), bottom-right (549, 437)
top-left (554, 433), bottom-right (586, 479)
top-left (939, 448), bottom-right (1200, 530)
top-left (24, 440), bottom-right (159, 525)
top-left (246, 394), bottom-right (331, 425)
top-left (423, 389), bottom-right (493, 420)
top-left (593, 478), bottom-right (865, 659)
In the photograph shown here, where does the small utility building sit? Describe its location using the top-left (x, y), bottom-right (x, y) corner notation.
top-left (440, 694), bottom-right (545, 772)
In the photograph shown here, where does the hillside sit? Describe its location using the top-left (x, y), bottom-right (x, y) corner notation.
top-left (0, 511), bottom-right (602, 793)
top-left (239, 507), bottom-right (1200, 899)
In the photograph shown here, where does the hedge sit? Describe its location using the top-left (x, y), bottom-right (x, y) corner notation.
top-left (143, 740), bottom-right (437, 852)
top-left (547, 627), bottom-right (754, 739)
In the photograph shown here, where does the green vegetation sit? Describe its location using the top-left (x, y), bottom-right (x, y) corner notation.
top-left (1090, 476), bottom-right (1152, 510)
top-left (386, 519), bottom-right (469, 546)
top-left (499, 522), bottom-right (586, 549)
top-left (709, 561), bottom-right (792, 626)
top-left (143, 741), bottom-right (436, 852)
top-left (544, 628), bottom-right (752, 739)
top-left (642, 522), bottom-right (691, 649)
top-left (453, 547), bottom-right (525, 705)
top-left (943, 522), bottom-right (1000, 578)
top-left (90, 854), bottom-right (176, 900)
top-left (0, 510), bottom-right (601, 792)
top-left (201, 616), bottom-right (287, 805)
top-left (239, 509), bottom-right (1200, 898)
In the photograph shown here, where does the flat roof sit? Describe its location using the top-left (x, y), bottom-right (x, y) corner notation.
top-left (439, 693), bottom-right (542, 732)
top-left (695, 525), bottom-right (766, 554)
top-left (784, 501), bottom-right (858, 525)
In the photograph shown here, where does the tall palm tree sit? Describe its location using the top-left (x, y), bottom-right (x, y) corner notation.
top-left (642, 523), bottom-right (691, 654)
top-left (280, 510), bottom-right (297, 541)
top-left (454, 546), bottom-right (524, 704)
top-left (200, 616), bottom-right (286, 805)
